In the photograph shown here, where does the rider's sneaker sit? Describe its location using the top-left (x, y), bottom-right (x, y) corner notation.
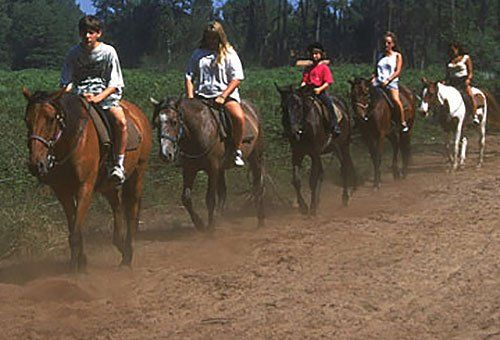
top-left (401, 124), bottom-right (410, 133)
top-left (472, 115), bottom-right (481, 125)
top-left (110, 165), bottom-right (125, 184)
top-left (234, 149), bottom-right (245, 167)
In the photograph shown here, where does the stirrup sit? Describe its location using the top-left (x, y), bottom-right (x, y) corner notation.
top-left (472, 115), bottom-right (481, 125)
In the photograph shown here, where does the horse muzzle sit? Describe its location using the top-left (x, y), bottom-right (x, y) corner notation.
top-left (27, 158), bottom-right (53, 177)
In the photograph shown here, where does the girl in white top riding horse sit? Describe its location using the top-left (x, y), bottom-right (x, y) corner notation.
top-left (445, 41), bottom-right (478, 124)
top-left (185, 21), bottom-right (246, 167)
top-left (371, 31), bottom-right (408, 133)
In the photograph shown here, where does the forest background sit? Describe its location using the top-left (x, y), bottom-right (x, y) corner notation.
top-left (0, 0), bottom-right (498, 72)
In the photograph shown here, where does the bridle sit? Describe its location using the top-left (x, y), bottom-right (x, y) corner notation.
top-left (27, 97), bottom-right (87, 172)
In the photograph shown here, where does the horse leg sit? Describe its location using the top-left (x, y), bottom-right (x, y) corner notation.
top-left (452, 126), bottom-right (462, 171)
top-left (292, 152), bottom-right (308, 215)
top-left (444, 132), bottom-right (453, 164)
top-left (71, 183), bottom-right (94, 272)
top-left (52, 185), bottom-right (76, 266)
top-left (459, 136), bottom-right (468, 169)
top-left (400, 133), bottom-right (411, 179)
top-left (477, 122), bottom-right (486, 168)
top-left (309, 155), bottom-right (324, 216)
top-left (388, 133), bottom-right (401, 180)
top-left (368, 138), bottom-right (383, 189)
top-left (205, 164), bottom-right (219, 232)
top-left (103, 188), bottom-right (127, 264)
top-left (182, 168), bottom-right (205, 231)
top-left (337, 143), bottom-right (356, 206)
top-left (249, 152), bottom-right (265, 228)
top-left (121, 170), bottom-right (144, 266)
top-left (217, 170), bottom-right (227, 214)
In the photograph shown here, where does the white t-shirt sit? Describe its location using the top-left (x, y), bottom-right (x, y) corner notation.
top-left (447, 54), bottom-right (470, 79)
top-left (374, 52), bottom-right (399, 86)
top-left (60, 42), bottom-right (124, 108)
top-left (185, 47), bottom-right (244, 102)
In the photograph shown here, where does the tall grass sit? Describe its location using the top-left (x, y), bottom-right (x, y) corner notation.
top-left (0, 65), bottom-right (496, 258)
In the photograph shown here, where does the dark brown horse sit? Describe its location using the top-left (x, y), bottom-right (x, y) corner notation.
top-left (349, 78), bottom-right (415, 188)
top-left (23, 87), bottom-right (152, 271)
top-left (150, 97), bottom-right (265, 230)
top-left (276, 85), bottom-right (356, 214)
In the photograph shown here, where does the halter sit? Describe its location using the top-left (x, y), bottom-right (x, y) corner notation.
top-left (28, 97), bottom-right (86, 172)
top-left (157, 100), bottom-right (221, 160)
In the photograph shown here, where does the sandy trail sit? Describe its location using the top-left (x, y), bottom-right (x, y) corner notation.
top-left (0, 134), bottom-right (499, 339)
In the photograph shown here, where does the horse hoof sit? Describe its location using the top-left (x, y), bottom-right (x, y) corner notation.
top-left (342, 194), bottom-right (349, 207)
top-left (299, 205), bottom-right (309, 215)
top-left (476, 163), bottom-right (482, 169)
top-left (257, 219), bottom-right (265, 228)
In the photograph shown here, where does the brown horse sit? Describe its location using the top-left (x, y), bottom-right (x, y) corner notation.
top-left (276, 85), bottom-right (356, 214)
top-left (349, 78), bottom-right (415, 188)
top-left (150, 97), bottom-right (265, 230)
top-left (22, 87), bottom-right (152, 272)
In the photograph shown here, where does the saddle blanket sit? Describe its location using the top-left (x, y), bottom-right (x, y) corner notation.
top-left (88, 104), bottom-right (142, 151)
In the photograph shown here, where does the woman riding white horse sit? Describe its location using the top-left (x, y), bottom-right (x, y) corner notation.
top-left (418, 77), bottom-right (487, 170)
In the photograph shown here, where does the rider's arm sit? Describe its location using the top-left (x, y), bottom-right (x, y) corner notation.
top-left (296, 59), bottom-right (330, 67)
top-left (220, 79), bottom-right (241, 100)
top-left (185, 78), bottom-right (194, 99)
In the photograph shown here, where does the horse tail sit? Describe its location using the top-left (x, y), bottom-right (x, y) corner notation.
top-left (484, 90), bottom-right (500, 130)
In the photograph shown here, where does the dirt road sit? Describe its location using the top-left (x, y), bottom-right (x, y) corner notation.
top-left (0, 135), bottom-right (499, 339)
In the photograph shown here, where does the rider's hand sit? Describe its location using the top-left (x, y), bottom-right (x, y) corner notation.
top-left (465, 78), bottom-right (471, 86)
top-left (215, 95), bottom-right (226, 105)
top-left (381, 80), bottom-right (389, 88)
top-left (313, 88), bottom-right (322, 95)
top-left (83, 93), bottom-right (102, 104)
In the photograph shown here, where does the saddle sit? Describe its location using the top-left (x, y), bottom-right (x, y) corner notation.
top-left (198, 98), bottom-right (255, 144)
top-left (309, 95), bottom-right (343, 129)
top-left (87, 103), bottom-right (142, 152)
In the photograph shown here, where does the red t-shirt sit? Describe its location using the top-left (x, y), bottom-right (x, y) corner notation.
top-left (302, 63), bottom-right (333, 87)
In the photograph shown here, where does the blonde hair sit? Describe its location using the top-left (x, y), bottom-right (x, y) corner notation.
top-left (200, 21), bottom-right (232, 64)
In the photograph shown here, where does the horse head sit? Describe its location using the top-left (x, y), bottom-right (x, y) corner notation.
top-left (150, 96), bottom-right (183, 163)
top-left (348, 78), bottom-right (371, 121)
top-left (275, 83), bottom-right (306, 140)
top-left (418, 77), bottom-right (442, 118)
top-left (22, 87), bottom-right (68, 177)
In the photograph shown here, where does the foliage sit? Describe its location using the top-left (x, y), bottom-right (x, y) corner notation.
top-left (1, 65), bottom-right (497, 258)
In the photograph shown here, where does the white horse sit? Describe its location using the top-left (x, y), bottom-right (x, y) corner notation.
top-left (418, 78), bottom-right (487, 170)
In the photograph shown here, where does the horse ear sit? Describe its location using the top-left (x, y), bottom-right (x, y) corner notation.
top-left (421, 77), bottom-right (428, 85)
top-left (150, 97), bottom-right (160, 106)
top-left (22, 87), bottom-right (31, 101)
top-left (49, 87), bottom-right (67, 101)
top-left (348, 79), bottom-right (354, 86)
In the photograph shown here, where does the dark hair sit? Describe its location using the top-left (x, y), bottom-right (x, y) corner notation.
top-left (307, 42), bottom-right (326, 59)
top-left (78, 15), bottom-right (102, 33)
top-left (448, 41), bottom-right (467, 58)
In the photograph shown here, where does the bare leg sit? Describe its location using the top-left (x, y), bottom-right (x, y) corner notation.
top-left (224, 101), bottom-right (245, 150)
top-left (389, 88), bottom-right (406, 126)
top-left (109, 106), bottom-right (128, 157)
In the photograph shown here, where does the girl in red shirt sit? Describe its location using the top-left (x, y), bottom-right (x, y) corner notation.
top-left (300, 43), bottom-right (341, 135)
